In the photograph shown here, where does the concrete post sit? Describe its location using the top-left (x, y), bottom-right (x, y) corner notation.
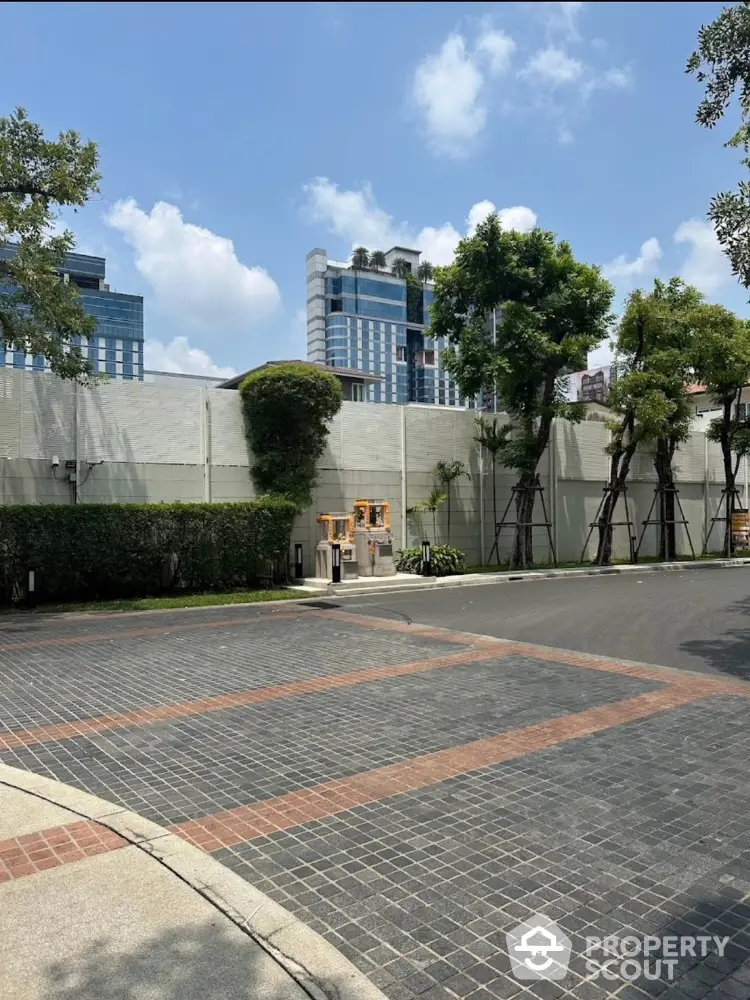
top-left (550, 418), bottom-right (558, 561)
top-left (703, 432), bottom-right (710, 548)
top-left (400, 405), bottom-right (407, 550)
top-left (201, 389), bottom-right (211, 503)
top-left (478, 438), bottom-right (485, 566)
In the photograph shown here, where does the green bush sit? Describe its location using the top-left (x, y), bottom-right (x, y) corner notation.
top-left (0, 499), bottom-right (297, 604)
top-left (239, 363), bottom-right (343, 508)
top-left (396, 544), bottom-right (466, 577)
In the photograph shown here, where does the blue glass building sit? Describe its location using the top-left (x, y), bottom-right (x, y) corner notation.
top-left (0, 245), bottom-right (144, 379)
top-left (306, 246), bottom-right (469, 406)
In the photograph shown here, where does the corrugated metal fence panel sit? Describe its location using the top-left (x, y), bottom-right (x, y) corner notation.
top-left (706, 438), bottom-right (725, 483)
top-left (81, 381), bottom-right (201, 464)
top-left (406, 406), bottom-right (464, 472)
top-left (674, 433), bottom-right (706, 484)
top-left (20, 371), bottom-right (75, 461)
top-left (341, 401), bottom-right (402, 471)
top-left (209, 390), bottom-right (249, 466)
top-left (556, 420), bottom-right (609, 481)
top-left (0, 370), bottom-right (22, 459)
top-left (319, 409), bottom-right (345, 469)
top-left (629, 447), bottom-right (658, 482)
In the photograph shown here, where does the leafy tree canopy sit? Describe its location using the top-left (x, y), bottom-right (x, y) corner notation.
top-left (608, 278), bottom-right (702, 451)
top-left (0, 107), bottom-right (100, 379)
top-left (432, 215), bottom-right (614, 474)
top-left (687, 2), bottom-right (750, 286)
top-left (432, 214), bottom-right (613, 565)
top-left (239, 363), bottom-right (343, 509)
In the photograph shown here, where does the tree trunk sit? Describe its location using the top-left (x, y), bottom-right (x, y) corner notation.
top-left (512, 472), bottom-right (537, 568)
top-left (492, 458), bottom-right (499, 566)
top-left (719, 396), bottom-right (736, 557)
top-left (595, 444), bottom-right (638, 565)
top-left (654, 437), bottom-right (677, 561)
top-left (446, 487), bottom-right (451, 545)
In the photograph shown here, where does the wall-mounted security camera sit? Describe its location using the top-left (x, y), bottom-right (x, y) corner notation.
top-left (51, 455), bottom-right (60, 469)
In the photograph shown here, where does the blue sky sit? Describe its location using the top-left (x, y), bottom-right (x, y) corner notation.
top-left (1, 1), bottom-right (745, 374)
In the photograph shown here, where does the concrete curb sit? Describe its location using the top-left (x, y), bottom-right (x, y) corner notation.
top-left (12, 557), bottom-right (750, 619)
top-left (319, 556), bottom-right (750, 598)
top-left (0, 763), bottom-right (387, 1000)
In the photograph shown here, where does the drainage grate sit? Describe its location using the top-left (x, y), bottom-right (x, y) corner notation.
top-left (299, 600), bottom-right (342, 610)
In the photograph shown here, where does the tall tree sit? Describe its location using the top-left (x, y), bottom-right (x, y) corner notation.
top-left (433, 459), bottom-right (467, 544)
top-left (594, 279), bottom-right (699, 566)
top-left (369, 249), bottom-right (386, 269)
top-left (408, 487), bottom-right (446, 544)
top-left (417, 260), bottom-right (434, 284)
top-left (432, 214), bottom-right (614, 567)
top-left (692, 304), bottom-right (750, 556)
top-left (474, 416), bottom-right (508, 564)
top-left (390, 257), bottom-right (410, 278)
top-left (0, 107), bottom-right (100, 379)
top-left (687, 2), bottom-right (750, 286)
top-left (351, 246), bottom-right (370, 269)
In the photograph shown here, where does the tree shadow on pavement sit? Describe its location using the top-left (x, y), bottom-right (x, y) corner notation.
top-left (569, 882), bottom-right (750, 998)
top-left (41, 921), bottom-right (304, 1000)
top-left (680, 595), bottom-right (750, 680)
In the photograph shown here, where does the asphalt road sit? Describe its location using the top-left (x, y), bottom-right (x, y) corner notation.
top-left (340, 565), bottom-right (750, 679)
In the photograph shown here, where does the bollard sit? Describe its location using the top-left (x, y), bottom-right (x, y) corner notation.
top-left (331, 543), bottom-right (341, 584)
top-left (421, 539), bottom-right (432, 577)
top-left (26, 567), bottom-right (37, 610)
top-left (294, 543), bottom-right (303, 580)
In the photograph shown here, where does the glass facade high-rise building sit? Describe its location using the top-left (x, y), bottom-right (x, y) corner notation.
top-left (0, 245), bottom-right (144, 379)
top-left (307, 246), bottom-right (469, 406)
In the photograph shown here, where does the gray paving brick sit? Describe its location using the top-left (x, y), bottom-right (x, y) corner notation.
top-left (1, 656), bottom-right (659, 826)
top-left (0, 609), bottom-right (453, 729)
top-left (215, 698), bottom-right (750, 1000)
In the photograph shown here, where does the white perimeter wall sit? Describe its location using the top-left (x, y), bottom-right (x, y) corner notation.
top-left (0, 370), bottom-right (740, 573)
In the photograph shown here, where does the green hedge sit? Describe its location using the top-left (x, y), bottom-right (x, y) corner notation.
top-left (0, 499), bottom-right (298, 604)
top-left (396, 545), bottom-right (466, 577)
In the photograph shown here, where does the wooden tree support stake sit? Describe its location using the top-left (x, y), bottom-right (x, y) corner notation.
top-left (488, 476), bottom-right (557, 569)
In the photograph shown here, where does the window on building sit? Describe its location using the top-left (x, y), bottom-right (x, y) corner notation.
top-left (329, 298), bottom-right (342, 312)
top-left (424, 349), bottom-right (435, 366)
top-left (396, 345), bottom-right (406, 362)
top-left (739, 403), bottom-right (750, 422)
top-left (351, 382), bottom-right (365, 402)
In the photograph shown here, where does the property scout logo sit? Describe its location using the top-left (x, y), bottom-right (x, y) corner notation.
top-left (506, 914), bottom-right (729, 984)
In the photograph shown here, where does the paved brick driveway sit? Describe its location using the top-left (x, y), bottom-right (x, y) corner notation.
top-left (2, 600), bottom-right (750, 999)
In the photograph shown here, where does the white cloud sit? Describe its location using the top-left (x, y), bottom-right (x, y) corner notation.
top-left (674, 219), bottom-right (733, 295)
top-left (303, 179), bottom-right (396, 248)
top-left (498, 205), bottom-right (539, 233)
top-left (476, 30), bottom-right (516, 75)
top-left (600, 67), bottom-right (632, 89)
top-left (415, 224), bottom-right (464, 267)
top-left (304, 179), bottom-right (536, 267)
top-left (554, 1), bottom-right (585, 38)
top-left (411, 29), bottom-right (515, 156)
top-left (467, 200), bottom-right (538, 236)
top-left (601, 237), bottom-right (663, 281)
top-left (522, 46), bottom-right (584, 85)
top-left (144, 336), bottom-right (236, 378)
top-left (412, 35), bottom-right (486, 156)
top-left (467, 200), bottom-right (499, 235)
top-left (557, 125), bottom-right (574, 144)
top-left (105, 200), bottom-right (280, 335)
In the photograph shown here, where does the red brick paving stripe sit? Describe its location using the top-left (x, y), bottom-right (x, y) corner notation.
top-left (0, 819), bottom-right (127, 883)
top-left (0, 643), bottom-right (513, 752)
top-left (308, 608), bottom-right (497, 647)
top-left (173, 682), bottom-right (712, 852)
top-left (0, 609), bottom-right (303, 655)
top-left (312, 609), bottom-right (750, 694)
